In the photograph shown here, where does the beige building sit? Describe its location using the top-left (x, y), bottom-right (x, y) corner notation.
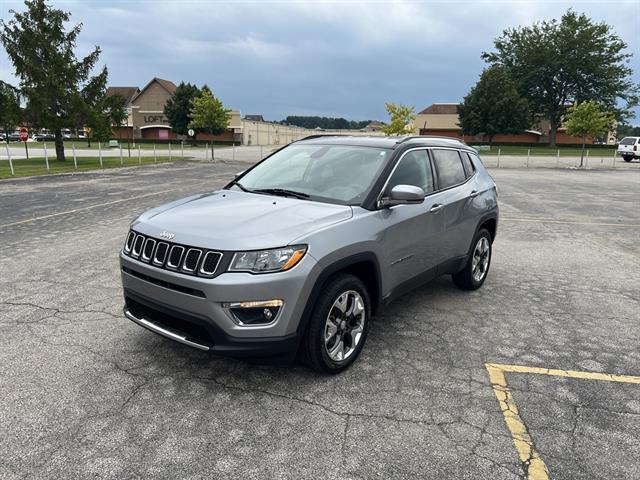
top-left (107, 77), bottom-right (242, 142)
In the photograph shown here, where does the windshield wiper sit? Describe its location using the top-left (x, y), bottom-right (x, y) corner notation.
top-left (229, 180), bottom-right (251, 192)
top-left (252, 188), bottom-right (310, 199)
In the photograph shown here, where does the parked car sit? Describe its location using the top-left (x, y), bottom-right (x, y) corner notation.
top-left (32, 133), bottom-right (55, 141)
top-left (120, 136), bottom-right (499, 373)
top-left (7, 132), bottom-right (21, 142)
top-left (617, 136), bottom-right (640, 162)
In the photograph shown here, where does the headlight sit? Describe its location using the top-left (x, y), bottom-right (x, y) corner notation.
top-left (229, 245), bottom-right (307, 273)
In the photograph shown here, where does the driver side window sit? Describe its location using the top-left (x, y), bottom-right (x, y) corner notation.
top-left (386, 150), bottom-right (434, 195)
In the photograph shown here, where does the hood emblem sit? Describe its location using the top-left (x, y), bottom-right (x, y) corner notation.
top-left (159, 231), bottom-right (175, 240)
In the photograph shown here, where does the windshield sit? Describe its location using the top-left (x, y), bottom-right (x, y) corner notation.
top-left (231, 144), bottom-right (390, 204)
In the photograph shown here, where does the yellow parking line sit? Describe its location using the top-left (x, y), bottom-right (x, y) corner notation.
top-left (502, 217), bottom-right (640, 227)
top-left (485, 363), bottom-right (640, 480)
top-left (0, 189), bottom-right (183, 229)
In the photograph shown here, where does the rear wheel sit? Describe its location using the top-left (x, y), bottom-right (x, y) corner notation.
top-left (623, 156), bottom-right (632, 162)
top-left (302, 274), bottom-right (370, 374)
top-left (452, 228), bottom-right (492, 290)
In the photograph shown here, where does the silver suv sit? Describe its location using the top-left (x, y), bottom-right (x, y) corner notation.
top-left (120, 136), bottom-right (498, 373)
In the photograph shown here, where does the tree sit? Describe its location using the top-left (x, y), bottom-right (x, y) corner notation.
top-left (482, 9), bottom-right (639, 147)
top-left (458, 66), bottom-right (530, 145)
top-left (165, 82), bottom-right (200, 136)
top-left (0, 81), bottom-right (22, 139)
top-left (188, 87), bottom-right (231, 135)
top-left (381, 103), bottom-right (415, 136)
top-left (564, 101), bottom-right (615, 167)
top-left (1, 0), bottom-right (109, 160)
top-left (616, 123), bottom-right (640, 139)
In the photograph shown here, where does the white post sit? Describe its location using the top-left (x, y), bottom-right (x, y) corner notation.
top-left (497, 148), bottom-right (501, 168)
top-left (181, 141), bottom-right (184, 160)
top-left (211, 144), bottom-right (215, 162)
top-left (232, 143), bottom-right (235, 161)
top-left (98, 142), bottom-right (103, 168)
top-left (138, 144), bottom-right (141, 164)
top-left (44, 142), bottom-right (50, 171)
top-left (556, 149), bottom-right (560, 168)
top-left (153, 143), bottom-right (156, 163)
top-left (205, 143), bottom-right (209, 161)
top-left (4, 142), bottom-right (14, 176)
top-left (585, 148), bottom-right (589, 169)
top-left (260, 145), bottom-right (263, 159)
top-left (526, 148), bottom-right (530, 168)
top-left (72, 142), bottom-right (77, 169)
top-left (168, 142), bottom-right (172, 161)
top-left (612, 148), bottom-right (616, 168)
top-left (119, 145), bottom-right (123, 165)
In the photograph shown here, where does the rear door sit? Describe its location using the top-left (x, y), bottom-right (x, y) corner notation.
top-left (430, 148), bottom-right (478, 262)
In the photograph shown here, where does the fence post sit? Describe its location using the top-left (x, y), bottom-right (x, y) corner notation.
top-left (181, 141), bottom-right (184, 160)
top-left (526, 148), bottom-right (530, 168)
top-left (138, 144), bottom-right (141, 164)
top-left (168, 142), bottom-right (172, 161)
top-left (98, 142), bottom-right (103, 168)
top-left (4, 142), bottom-right (14, 176)
top-left (232, 143), bottom-right (235, 161)
top-left (585, 148), bottom-right (589, 169)
top-left (260, 145), bottom-right (263, 159)
top-left (205, 143), bottom-right (209, 161)
top-left (72, 142), bottom-right (77, 169)
top-left (612, 149), bottom-right (616, 168)
top-left (211, 144), bottom-right (215, 162)
top-left (44, 142), bottom-right (50, 171)
top-left (556, 149), bottom-right (560, 168)
top-left (119, 145), bottom-right (123, 165)
top-left (497, 148), bottom-right (501, 168)
top-left (153, 143), bottom-right (157, 162)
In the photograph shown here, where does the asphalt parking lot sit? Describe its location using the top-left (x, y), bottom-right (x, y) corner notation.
top-left (1, 160), bottom-right (639, 479)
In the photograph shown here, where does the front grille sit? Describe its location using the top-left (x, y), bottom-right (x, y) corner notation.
top-left (123, 230), bottom-right (223, 278)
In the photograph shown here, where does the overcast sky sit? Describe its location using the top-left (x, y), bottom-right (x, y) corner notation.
top-left (1, 0), bottom-right (639, 122)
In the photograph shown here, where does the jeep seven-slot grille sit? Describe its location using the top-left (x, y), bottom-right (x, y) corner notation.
top-left (123, 230), bottom-right (222, 277)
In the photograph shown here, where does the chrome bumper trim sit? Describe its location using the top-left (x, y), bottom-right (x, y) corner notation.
top-left (124, 308), bottom-right (210, 351)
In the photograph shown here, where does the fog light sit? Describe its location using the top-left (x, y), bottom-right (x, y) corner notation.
top-left (222, 300), bottom-right (283, 326)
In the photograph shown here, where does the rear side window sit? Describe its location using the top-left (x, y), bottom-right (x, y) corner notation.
top-left (432, 149), bottom-right (466, 189)
top-left (461, 152), bottom-right (476, 178)
top-left (619, 137), bottom-right (638, 145)
top-left (386, 149), bottom-right (434, 194)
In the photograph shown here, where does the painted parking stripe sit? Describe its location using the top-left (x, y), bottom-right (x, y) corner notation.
top-left (0, 188), bottom-right (183, 229)
top-left (502, 217), bottom-right (640, 227)
top-left (485, 363), bottom-right (640, 480)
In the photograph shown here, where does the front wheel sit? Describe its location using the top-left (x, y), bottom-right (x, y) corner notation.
top-left (302, 274), bottom-right (370, 374)
top-left (452, 228), bottom-right (492, 290)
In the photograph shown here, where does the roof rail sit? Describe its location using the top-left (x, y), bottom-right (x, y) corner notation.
top-left (395, 135), bottom-right (468, 145)
top-left (297, 134), bottom-right (347, 141)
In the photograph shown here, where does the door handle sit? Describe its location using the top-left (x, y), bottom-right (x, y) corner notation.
top-left (469, 190), bottom-right (480, 198)
top-left (429, 203), bottom-right (444, 213)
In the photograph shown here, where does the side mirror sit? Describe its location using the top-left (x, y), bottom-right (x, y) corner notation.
top-left (380, 185), bottom-right (425, 207)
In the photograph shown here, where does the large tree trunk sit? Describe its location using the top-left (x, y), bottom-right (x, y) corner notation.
top-left (54, 128), bottom-right (66, 161)
top-left (549, 117), bottom-right (558, 148)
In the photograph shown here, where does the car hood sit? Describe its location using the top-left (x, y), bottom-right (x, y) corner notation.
top-left (131, 190), bottom-right (353, 251)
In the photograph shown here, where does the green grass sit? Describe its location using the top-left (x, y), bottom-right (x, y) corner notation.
top-left (0, 155), bottom-right (190, 179)
top-left (475, 145), bottom-right (617, 157)
top-left (18, 141), bottom-right (226, 151)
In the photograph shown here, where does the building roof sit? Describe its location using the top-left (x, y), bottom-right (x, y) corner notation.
top-left (366, 121), bottom-right (386, 127)
top-left (244, 115), bottom-right (265, 122)
top-left (105, 86), bottom-right (140, 105)
top-left (418, 103), bottom-right (460, 115)
top-left (131, 77), bottom-right (177, 102)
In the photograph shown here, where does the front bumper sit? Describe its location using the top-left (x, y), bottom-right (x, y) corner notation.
top-left (120, 250), bottom-right (319, 356)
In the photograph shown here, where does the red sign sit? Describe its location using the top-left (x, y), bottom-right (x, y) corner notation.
top-left (19, 128), bottom-right (28, 142)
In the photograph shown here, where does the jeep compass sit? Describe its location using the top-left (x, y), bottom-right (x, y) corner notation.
top-left (120, 136), bottom-right (498, 373)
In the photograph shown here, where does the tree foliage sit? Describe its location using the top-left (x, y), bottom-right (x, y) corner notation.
top-left (0, 81), bottom-right (22, 137)
top-left (564, 101), bottom-right (615, 166)
top-left (381, 103), bottom-right (415, 136)
top-left (188, 86), bottom-right (231, 135)
top-left (281, 116), bottom-right (372, 130)
top-left (616, 123), bottom-right (640, 139)
top-left (458, 66), bottom-right (530, 143)
top-left (165, 82), bottom-right (201, 135)
top-left (482, 9), bottom-right (639, 147)
top-left (0, 0), bottom-right (109, 160)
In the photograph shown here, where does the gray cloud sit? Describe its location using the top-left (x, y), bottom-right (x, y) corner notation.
top-left (1, 0), bottom-right (638, 121)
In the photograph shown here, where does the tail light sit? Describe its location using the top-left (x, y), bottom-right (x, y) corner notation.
top-left (634, 145), bottom-right (637, 151)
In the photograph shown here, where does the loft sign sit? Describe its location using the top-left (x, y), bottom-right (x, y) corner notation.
top-left (143, 115), bottom-right (168, 124)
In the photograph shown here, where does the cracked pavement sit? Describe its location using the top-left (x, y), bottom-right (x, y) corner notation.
top-left (1, 161), bottom-right (639, 479)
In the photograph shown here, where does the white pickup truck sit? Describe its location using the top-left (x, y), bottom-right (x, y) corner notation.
top-left (617, 137), bottom-right (640, 162)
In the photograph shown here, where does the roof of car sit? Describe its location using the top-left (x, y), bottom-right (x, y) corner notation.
top-left (295, 135), bottom-right (471, 150)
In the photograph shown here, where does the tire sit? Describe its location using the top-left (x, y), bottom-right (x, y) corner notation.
top-left (452, 228), bottom-right (492, 290)
top-left (623, 156), bottom-right (632, 163)
top-left (302, 273), bottom-right (371, 374)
